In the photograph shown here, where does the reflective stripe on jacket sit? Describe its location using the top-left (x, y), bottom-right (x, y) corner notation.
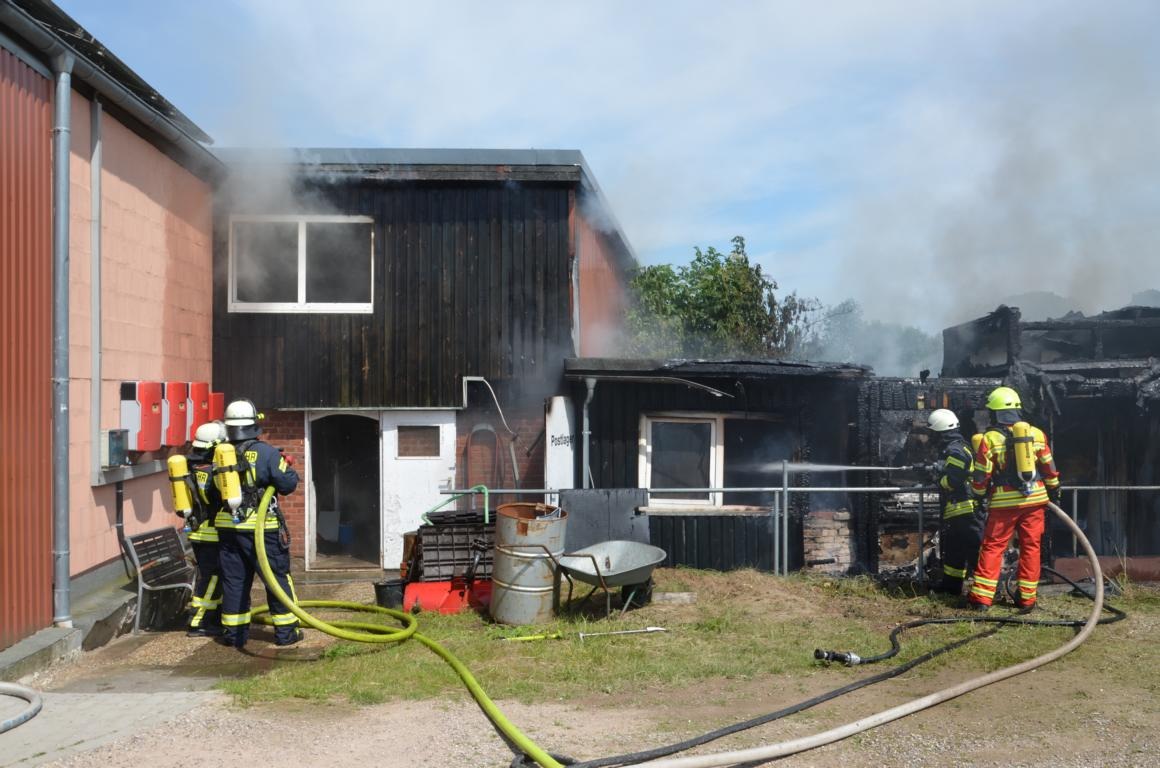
top-left (213, 439), bottom-right (299, 531)
top-left (969, 425), bottom-right (1060, 511)
top-left (937, 435), bottom-right (977, 520)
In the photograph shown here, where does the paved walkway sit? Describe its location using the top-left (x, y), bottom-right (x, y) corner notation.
top-left (0, 689), bottom-right (222, 767)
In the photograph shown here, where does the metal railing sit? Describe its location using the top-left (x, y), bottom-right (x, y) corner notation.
top-left (443, 474), bottom-right (1160, 577)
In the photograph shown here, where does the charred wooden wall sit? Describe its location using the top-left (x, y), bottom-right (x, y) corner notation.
top-left (583, 376), bottom-right (858, 571)
top-left (213, 180), bottom-right (574, 408)
top-left (855, 378), bottom-right (999, 573)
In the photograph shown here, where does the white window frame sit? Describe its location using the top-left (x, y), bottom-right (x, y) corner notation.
top-left (228, 214), bottom-right (375, 314)
top-left (638, 412), bottom-right (725, 507)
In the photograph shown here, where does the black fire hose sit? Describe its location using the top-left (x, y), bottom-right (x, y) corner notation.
top-left (518, 508), bottom-right (1124, 768)
top-left (814, 567), bottom-right (1126, 668)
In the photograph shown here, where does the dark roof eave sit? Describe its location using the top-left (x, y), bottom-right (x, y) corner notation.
top-left (565, 357), bottom-right (871, 380)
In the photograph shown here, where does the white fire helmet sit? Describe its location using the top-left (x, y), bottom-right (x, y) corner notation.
top-left (191, 420), bottom-right (227, 450)
top-left (224, 399), bottom-right (262, 441)
top-left (224, 399), bottom-right (259, 427)
top-left (926, 408), bottom-right (959, 433)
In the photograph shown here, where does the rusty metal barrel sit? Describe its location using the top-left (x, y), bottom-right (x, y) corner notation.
top-left (490, 502), bottom-right (567, 625)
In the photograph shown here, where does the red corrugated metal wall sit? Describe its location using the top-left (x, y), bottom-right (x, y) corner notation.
top-left (1, 45), bottom-right (54, 650)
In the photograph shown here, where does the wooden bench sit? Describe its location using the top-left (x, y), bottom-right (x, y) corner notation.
top-left (123, 527), bottom-right (196, 633)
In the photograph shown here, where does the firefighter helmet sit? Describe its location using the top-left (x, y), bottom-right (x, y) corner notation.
top-left (985, 386), bottom-right (1022, 411)
top-left (191, 420), bottom-right (227, 450)
top-left (224, 399), bottom-right (262, 441)
top-left (926, 408), bottom-right (959, 432)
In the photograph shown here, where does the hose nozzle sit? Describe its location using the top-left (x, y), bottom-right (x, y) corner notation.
top-left (814, 648), bottom-right (862, 666)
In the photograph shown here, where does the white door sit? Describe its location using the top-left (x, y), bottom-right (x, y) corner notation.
top-left (380, 411), bottom-right (457, 568)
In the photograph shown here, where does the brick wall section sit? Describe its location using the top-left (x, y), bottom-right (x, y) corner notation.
top-left (254, 406), bottom-right (549, 558)
top-left (456, 403), bottom-right (546, 508)
top-left (803, 509), bottom-right (854, 575)
top-left (261, 410), bottom-right (306, 556)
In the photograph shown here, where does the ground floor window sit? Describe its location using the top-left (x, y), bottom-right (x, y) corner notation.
top-left (639, 412), bottom-right (791, 508)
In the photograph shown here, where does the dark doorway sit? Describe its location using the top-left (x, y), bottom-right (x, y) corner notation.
top-left (310, 414), bottom-right (381, 569)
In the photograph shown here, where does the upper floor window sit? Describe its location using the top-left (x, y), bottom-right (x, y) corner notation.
top-left (228, 215), bottom-right (374, 313)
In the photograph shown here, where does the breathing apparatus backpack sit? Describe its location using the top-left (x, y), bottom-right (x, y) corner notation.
top-left (219, 438), bottom-right (292, 545)
top-left (167, 454), bottom-right (214, 531)
top-left (993, 422), bottom-right (1039, 496)
top-left (211, 442), bottom-right (244, 522)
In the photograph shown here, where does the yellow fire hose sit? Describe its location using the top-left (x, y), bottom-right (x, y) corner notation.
top-left (248, 491), bottom-right (1107, 768)
top-left (247, 487), bottom-right (563, 768)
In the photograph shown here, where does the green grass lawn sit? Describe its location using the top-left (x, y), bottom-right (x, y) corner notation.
top-left (220, 569), bottom-right (1158, 708)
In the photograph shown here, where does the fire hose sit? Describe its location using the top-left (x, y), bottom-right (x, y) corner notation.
top-left (250, 491), bottom-right (1112, 768)
top-left (247, 487), bottom-right (570, 768)
top-left (601, 501), bottom-right (1109, 768)
top-left (0, 682), bottom-right (43, 734)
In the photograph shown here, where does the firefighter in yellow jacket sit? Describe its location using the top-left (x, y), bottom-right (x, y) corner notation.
top-left (967, 386), bottom-right (1061, 612)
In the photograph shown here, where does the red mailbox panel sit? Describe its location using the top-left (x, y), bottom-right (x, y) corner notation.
top-left (208, 392), bottom-right (225, 422)
top-left (119, 381), bottom-right (163, 452)
top-left (163, 381), bottom-right (189, 446)
top-left (188, 382), bottom-right (210, 435)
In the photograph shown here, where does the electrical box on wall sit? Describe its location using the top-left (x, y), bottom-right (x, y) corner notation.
top-left (163, 381), bottom-right (189, 446)
top-left (188, 381), bottom-right (210, 434)
top-left (100, 429), bottom-right (129, 467)
top-left (120, 381), bottom-right (163, 452)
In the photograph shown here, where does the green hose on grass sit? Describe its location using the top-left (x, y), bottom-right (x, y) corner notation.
top-left (247, 487), bottom-right (563, 768)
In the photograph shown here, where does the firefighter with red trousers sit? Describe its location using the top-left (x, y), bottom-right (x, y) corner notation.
top-left (967, 386), bottom-right (1061, 612)
top-left (215, 399), bottom-right (302, 649)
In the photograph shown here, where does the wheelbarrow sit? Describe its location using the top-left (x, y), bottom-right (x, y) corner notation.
top-left (553, 540), bottom-right (667, 618)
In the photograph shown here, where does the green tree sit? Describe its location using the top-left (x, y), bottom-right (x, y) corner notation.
top-left (624, 236), bottom-right (817, 358)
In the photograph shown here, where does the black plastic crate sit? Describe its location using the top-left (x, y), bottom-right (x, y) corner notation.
top-left (416, 522), bottom-right (495, 582)
top-left (425, 508), bottom-right (489, 526)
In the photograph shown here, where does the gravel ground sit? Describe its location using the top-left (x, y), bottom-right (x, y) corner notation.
top-left (21, 578), bottom-right (1159, 768)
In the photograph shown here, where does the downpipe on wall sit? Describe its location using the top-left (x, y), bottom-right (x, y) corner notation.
top-left (51, 52), bottom-right (74, 629)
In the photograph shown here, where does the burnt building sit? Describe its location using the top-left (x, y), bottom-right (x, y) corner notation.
top-left (853, 304), bottom-right (1160, 579)
top-left (942, 305), bottom-right (1160, 566)
top-left (566, 358), bottom-right (869, 571)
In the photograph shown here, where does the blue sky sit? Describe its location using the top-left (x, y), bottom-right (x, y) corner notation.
top-left (58, 0), bottom-right (1160, 331)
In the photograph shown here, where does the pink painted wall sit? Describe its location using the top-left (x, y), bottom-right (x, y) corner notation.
top-left (66, 91), bottom-right (214, 575)
top-left (576, 211), bottom-right (629, 356)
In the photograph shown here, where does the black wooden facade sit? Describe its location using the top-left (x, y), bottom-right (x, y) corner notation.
top-left (567, 359), bottom-right (867, 571)
top-left (213, 153), bottom-right (600, 409)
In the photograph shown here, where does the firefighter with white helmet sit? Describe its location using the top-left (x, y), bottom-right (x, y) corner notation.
top-left (925, 408), bottom-right (983, 596)
top-left (214, 399), bottom-right (302, 649)
top-left (167, 420), bottom-right (228, 636)
top-left (967, 386), bottom-right (1061, 612)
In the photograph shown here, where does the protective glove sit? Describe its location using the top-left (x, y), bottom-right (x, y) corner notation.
top-left (1047, 486), bottom-right (1062, 507)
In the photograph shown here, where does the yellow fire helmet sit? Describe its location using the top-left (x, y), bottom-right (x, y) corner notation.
top-left (985, 386), bottom-right (1022, 411)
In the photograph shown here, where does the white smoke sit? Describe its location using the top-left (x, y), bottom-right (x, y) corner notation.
top-left (831, 2), bottom-right (1160, 330)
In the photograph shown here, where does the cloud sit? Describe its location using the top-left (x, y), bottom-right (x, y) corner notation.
top-left (186, 0), bottom-right (1160, 330)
